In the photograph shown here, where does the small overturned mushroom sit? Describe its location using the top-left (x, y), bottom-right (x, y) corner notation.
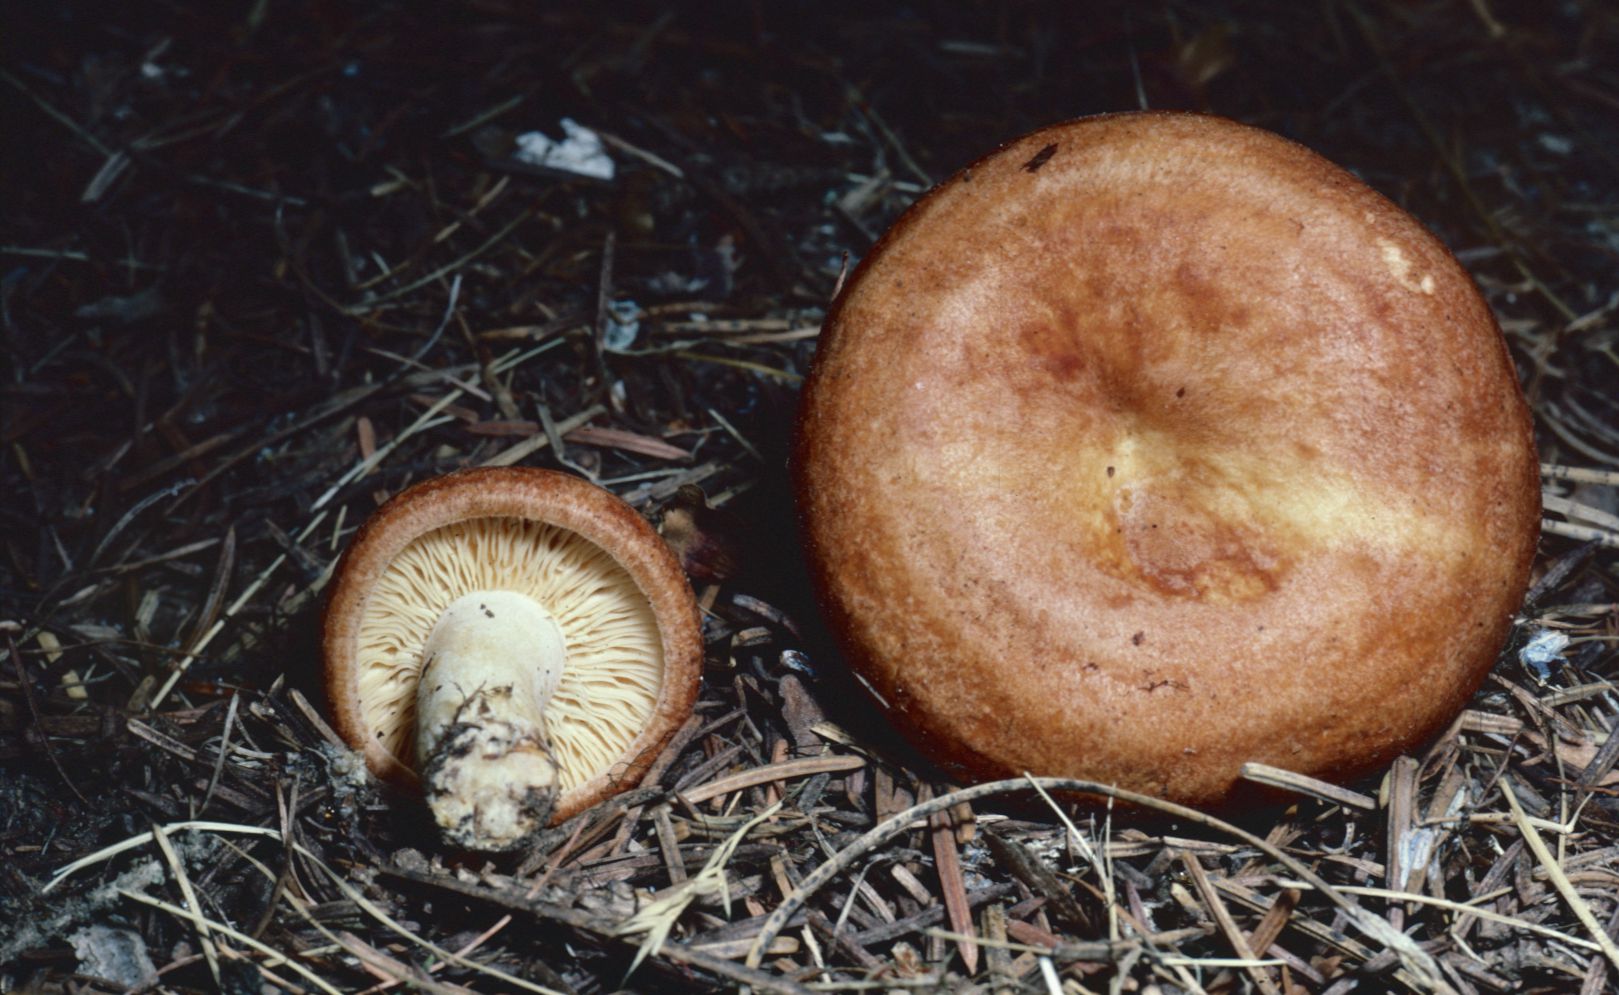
top-left (323, 467), bottom-right (701, 849)
top-left (795, 112), bottom-right (1540, 807)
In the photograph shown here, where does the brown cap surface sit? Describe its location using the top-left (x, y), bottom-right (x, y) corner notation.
top-left (795, 112), bottom-right (1540, 806)
top-left (323, 466), bottom-right (703, 822)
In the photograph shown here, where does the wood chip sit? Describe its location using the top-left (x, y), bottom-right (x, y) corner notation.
top-left (930, 806), bottom-right (978, 975)
top-left (679, 754), bottom-right (865, 806)
top-left (1240, 761), bottom-right (1377, 810)
top-left (1180, 851), bottom-right (1282, 995)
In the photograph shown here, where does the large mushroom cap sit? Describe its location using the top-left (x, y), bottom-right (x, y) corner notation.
top-left (323, 467), bottom-right (702, 825)
top-left (795, 112), bottom-right (1540, 806)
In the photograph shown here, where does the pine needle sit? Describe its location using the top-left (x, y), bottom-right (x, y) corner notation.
top-left (616, 801), bottom-right (783, 978)
top-left (1502, 780), bottom-right (1619, 973)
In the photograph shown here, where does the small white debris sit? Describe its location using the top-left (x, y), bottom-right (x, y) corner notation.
top-left (602, 299), bottom-right (641, 351)
top-left (1519, 629), bottom-right (1571, 682)
top-left (1378, 239), bottom-right (1434, 295)
top-left (514, 119), bottom-right (615, 181)
top-left (70, 925), bottom-right (158, 989)
top-left (1537, 133), bottom-right (1573, 156)
top-left (320, 741), bottom-right (371, 790)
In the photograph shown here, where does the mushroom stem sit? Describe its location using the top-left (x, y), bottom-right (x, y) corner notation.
top-left (415, 590), bottom-right (567, 850)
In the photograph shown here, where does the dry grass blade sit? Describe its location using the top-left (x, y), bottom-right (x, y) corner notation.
top-left (147, 511), bottom-right (328, 708)
top-left (1501, 780), bottom-right (1619, 972)
top-left (381, 858), bottom-right (819, 994)
top-left (1544, 493), bottom-right (1619, 532)
top-left (1542, 464), bottom-right (1619, 486)
top-left (347, 209), bottom-right (535, 312)
top-left (1543, 519), bottom-right (1619, 548)
top-left (675, 351), bottom-right (804, 382)
top-left (617, 801), bottom-right (782, 978)
top-left (1281, 882), bottom-right (1607, 951)
top-left (1582, 907), bottom-right (1619, 995)
top-left (1240, 761), bottom-right (1377, 810)
top-left (149, 823), bottom-right (223, 987)
top-left (680, 754), bottom-right (865, 805)
top-left (311, 393), bottom-right (465, 511)
top-left (45, 822), bottom-right (283, 894)
top-left (293, 845), bottom-right (567, 995)
top-left (199, 687), bottom-right (242, 813)
top-left (334, 930), bottom-right (476, 995)
top-left (181, 526), bottom-right (235, 656)
top-left (1179, 851), bottom-right (1281, 995)
top-left (481, 403), bottom-right (606, 467)
top-left (744, 776), bottom-right (1451, 991)
top-left (118, 888), bottom-right (343, 995)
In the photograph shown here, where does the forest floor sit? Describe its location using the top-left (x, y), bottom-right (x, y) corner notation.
top-left (3, 2), bottom-right (1618, 993)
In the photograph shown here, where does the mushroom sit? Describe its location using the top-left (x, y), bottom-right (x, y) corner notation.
top-left (323, 467), bottom-right (702, 849)
top-left (795, 112), bottom-right (1540, 807)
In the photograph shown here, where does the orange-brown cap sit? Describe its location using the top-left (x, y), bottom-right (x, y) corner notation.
top-left (795, 112), bottom-right (1540, 806)
top-left (323, 466), bottom-right (703, 822)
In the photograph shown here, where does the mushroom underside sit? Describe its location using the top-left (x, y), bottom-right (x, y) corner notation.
top-left (354, 515), bottom-right (665, 845)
